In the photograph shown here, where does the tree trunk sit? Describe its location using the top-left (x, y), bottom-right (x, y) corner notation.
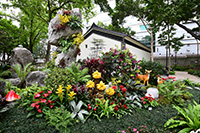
top-left (150, 33), bottom-right (154, 62)
top-left (45, 43), bottom-right (51, 63)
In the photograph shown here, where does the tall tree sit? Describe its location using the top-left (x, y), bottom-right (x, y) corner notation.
top-left (1, 0), bottom-right (95, 62)
top-left (0, 14), bottom-right (19, 64)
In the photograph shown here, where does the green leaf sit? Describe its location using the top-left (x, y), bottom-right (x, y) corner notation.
top-left (36, 113), bottom-right (43, 118)
top-left (26, 111), bottom-right (36, 118)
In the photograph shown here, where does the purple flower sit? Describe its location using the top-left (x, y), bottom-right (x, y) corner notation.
top-left (136, 73), bottom-right (138, 76)
top-left (130, 56), bottom-right (132, 59)
top-left (132, 60), bottom-right (137, 63)
top-left (137, 66), bottom-right (140, 69)
top-left (132, 66), bottom-right (135, 69)
top-left (123, 63), bottom-right (126, 66)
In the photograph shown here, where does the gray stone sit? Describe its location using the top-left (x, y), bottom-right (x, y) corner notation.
top-left (48, 8), bottom-right (82, 45)
top-left (55, 46), bottom-right (79, 67)
top-left (6, 78), bottom-right (21, 86)
top-left (10, 47), bottom-right (34, 78)
top-left (10, 47), bottom-right (34, 68)
top-left (145, 87), bottom-right (159, 99)
top-left (26, 71), bottom-right (47, 87)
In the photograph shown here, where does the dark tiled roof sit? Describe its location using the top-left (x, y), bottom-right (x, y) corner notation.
top-left (83, 23), bottom-right (151, 53)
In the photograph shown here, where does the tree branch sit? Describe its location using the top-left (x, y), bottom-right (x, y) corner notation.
top-left (176, 23), bottom-right (200, 40)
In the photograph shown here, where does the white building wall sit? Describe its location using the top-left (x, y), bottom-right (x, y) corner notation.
top-left (77, 33), bottom-right (121, 60)
top-left (126, 44), bottom-right (150, 61)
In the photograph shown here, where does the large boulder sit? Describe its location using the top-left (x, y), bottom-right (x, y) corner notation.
top-left (10, 47), bottom-right (34, 68)
top-left (26, 71), bottom-right (47, 87)
top-left (10, 47), bottom-right (34, 78)
top-left (48, 8), bottom-right (82, 45)
top-left (5, 78), bottom-right (21, 87)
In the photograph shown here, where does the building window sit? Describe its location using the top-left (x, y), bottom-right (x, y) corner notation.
top-left (140, 25), bottom-right (148, 31)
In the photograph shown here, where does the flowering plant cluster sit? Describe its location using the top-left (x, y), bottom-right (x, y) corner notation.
top-left (141, 94), bottom-right (158, 109)
top-left (56, 85), bottom-right (76, 103)
top-left (26, 90), bottom-right (55, 118)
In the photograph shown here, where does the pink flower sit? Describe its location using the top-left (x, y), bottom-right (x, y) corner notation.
top-left (100, 61), bottom-right (104, 64)
top-left (41, 99), bottom-right (46, 103)
top-left (173, 79), bottom-right (177, 81)
top-left (35, 104), bottom-right (40, 109)
top-left (48, 91), bottom-right (52, 94)
top-left (34, 92), bottom-right (41, 98)
top-left (43, 93), bottom-right (49, 98)
top-left (143, 102), bottom-right (146, 104)
top-left (133, 128), bottom-right (137, 132)
top-left (31, 103), bottom-right (36, 107)
top-left (37, 108), bottom-right (42, 113)
top-left (49, 105), bottom-right (54, 108)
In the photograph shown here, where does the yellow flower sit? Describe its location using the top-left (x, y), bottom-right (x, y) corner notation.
top-left (96, 81), bottom-right (106, 90)
top-left (136, 69), bottom-right (140, 73)
top-left (72, 32), bottom-right (84, 47)
top-left (86, 80), bottom-right (95, 88)
top-left (111, 78), bottom-right (116, 85)
top-left (66, 85), bottom-right (72, 93)
top-left (58, 14), bottom-right (71, 25)
top-left (130, 74), bottom-right (134, 77)
top-left (106, 87), bottom-right (115, 96)
top-left (135, 80), bottom-right (140, 85)
top-left (92, 70), bottom-right (101, 79)
top-left (68, 91), bottom-right (76, 100)
top-left (116, 80), bottom-right (121, 83)
top-left (56, 85), bottom-right (64, 95)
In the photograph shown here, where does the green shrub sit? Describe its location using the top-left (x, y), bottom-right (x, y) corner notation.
top-left (172, 65), bottom-right (189, 71)
top-left (139, 60), bottom-right (165, 85)
top-left (188, 69), bottom-right (200, 77)
top-left (45, 67), bottom-right (76, 91)
top-left (44, 105), bottom-right (73, 133)
top-left (165, 101), bottom-right (200, 133)
top-left (169, 71), bottom-right (175, 75)
top-left (158, 80), bottom-right (193, 106)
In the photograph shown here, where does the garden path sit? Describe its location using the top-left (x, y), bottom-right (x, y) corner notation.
top-left (173, 71), bottom-right (200, 83)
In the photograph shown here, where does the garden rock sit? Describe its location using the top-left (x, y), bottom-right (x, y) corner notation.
top-left (145, 87), bottom-right (159, 99)
top-left (10, 47), bottom-right (34, 78)
top-left (6, 78), bottom-right (21, 86)
top-left (26, 71), bottom-right (47, 87)
top-left (0, 81), bottom-right (6, 97)
top-left (48, 8), bottom-right (82, 45)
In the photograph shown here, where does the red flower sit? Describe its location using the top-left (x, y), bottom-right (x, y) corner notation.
top-left (124, 104), bottom-right (128, 109)
top-left (41, 99), bottom-right (46, 103)
top-left (119, 102), bottom-right (122, 107)
top-left (110, 101), bottom-right (114, 105)
top-left (31, 103), bottom-right (36, 107)
top-left (121, 88), bottom-right (127, 93)
top-left (39, 91), bottom-right (44, 94)
top-left (112, 86), bottom-right (117, 90)
top-left (162, 78), bottom-right (166, 81)
top-left (168, 76), bottom-right (176, 79)
top-left (37, 108), bottom-right (42, 113)
top-left (43, 93), bottom-right (49, 98)
top-left (34, 92), bottom-right (41, 98)
top-left (94, 108), bottom-right (97, 111)
top-left (96, 104), bottom-right (98, 107)
top-left (115, 106), bottom-right (118, 112)
top-left (120, 85), bottom-right (124, 89)
top-left (88, 106), bottom-right (92, 110)
top-left (35, 104), bottom-right (40, 109)
top-left (100, 61), bottom-right (104, 64)
top-left (173, 79), bottom-right (177, 81)
top-left (143, 102), bottom-right (146, 104)
top-left (48, 91), bottom-right (52, 94)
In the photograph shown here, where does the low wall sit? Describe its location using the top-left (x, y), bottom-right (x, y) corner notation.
top-left (154, 54), bottom-right (199, 66)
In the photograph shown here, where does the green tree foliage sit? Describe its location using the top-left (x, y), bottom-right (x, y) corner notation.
top-left (94, 0), bottom-right (135, 36)
top-left (97, 21), bottom-right (135, 36)
top-left (0, 14), bottom-right (19, 64)
top-left (1, 0), bottom-right (95, 61)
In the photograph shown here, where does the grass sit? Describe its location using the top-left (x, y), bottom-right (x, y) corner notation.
top-left (0, 88), bottom-right (199, 133)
